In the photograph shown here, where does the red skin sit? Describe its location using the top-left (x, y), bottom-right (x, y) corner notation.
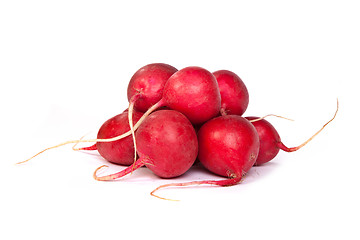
top-left (213, 70), bottom-right (249, 116)
top-left (162, 66), bottom-right (221, 125)
top-left (198, 115), bottom-right (260, 178)
top-left (95, 110), bottom-right (143, 165)
top-left (245, 116), bottom-right (293, 165)
top-left (94, 110), bottom-right (198, 180)
top-left (136, 110), bottom-right (199, 178)
top-left (127, 63), bottom-right (178, 112)
top-left (245, 117), bottom-right (280, 165)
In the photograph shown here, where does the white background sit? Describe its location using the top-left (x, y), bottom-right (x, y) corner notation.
top-left (1, 0), bottom-right (359, 239)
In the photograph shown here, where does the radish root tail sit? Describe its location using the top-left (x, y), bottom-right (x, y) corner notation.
top-left (72, 133), bottom-right (96, 151)
top-left (279, 98), bottom-right (339, 152)
top-left (249, 114), bottom-right (294, 123)
top-left (74, 144), bottom-right (97, 151)
top-left (93, 158), bottom-right (146, 181)
top-left (150, 177), bottom-right (242, 201)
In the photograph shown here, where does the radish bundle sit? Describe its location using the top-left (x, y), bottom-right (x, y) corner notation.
top-left (20, 63), bottom-right (338, 200)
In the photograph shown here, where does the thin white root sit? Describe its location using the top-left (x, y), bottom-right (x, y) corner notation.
top-left (72, 132), bottom-right (92, 151)
top-left (249, 114), bottom-right (294, 123)
top-left (128, 95), bottom-right (138, 165)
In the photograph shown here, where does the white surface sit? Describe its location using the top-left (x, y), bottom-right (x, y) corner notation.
top-left (1, 1), bottom-right (359, 239)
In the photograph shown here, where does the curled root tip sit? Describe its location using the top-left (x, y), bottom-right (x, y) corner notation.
top-left (150, 186), bottom-right (180, 201)
top-left (93, 165), bottom-right (109, 181)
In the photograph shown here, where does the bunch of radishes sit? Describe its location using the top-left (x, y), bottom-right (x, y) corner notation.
top-left (22, 63), bottom-right (337, 200)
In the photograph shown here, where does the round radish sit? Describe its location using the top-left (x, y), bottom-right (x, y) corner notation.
top-left (213, 70), bottom-right (249, 116)
top-left (160, 66), bottom-right (221, 124)
top-left (244, 117), bottom-right (283, 165)
top-left (197, 115), bottom-right (259, 179)
top-left (94, 110), bottom-right (198, 180)
top-left (77, 110), bottom-right (143, 165)
top-left (127, 63), bottom-right (178, 112)
top-left (150, 115), bottom-right (260, 200)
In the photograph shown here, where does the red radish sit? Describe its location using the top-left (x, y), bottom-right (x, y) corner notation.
top-left (151, 115), bottom-right (260, 200)
top-left (94, 110), bottom-right (198, 180)
top-left (198, 115), bottom-right (259, 177)
top-left (160, 66), bottom-right (221, 124)
top-left (213, 70), bottom-right (249, 116)
top-left (245, 100), bottom-right (339, 165)
top-left (127, 63), bottom-right (178, 113)
top-left (244, 116), bottom-right (283, 165)
top-left (76, 110), bottom-right (143, 165)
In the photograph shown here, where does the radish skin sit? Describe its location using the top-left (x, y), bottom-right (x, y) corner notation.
top-left (213, 70), bottom-right (249, 116)
top-left (127, 63), bottom-right (178, 113)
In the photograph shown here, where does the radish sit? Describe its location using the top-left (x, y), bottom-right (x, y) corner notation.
top-left (213, 70), bottom-right (249, 116)
top-left (159, 66), bottom-right (221, 124)
top-left (151, 115), bottom-right (260, 200)
top-left (245, 100), bottom-right (339, 165)
top-left (127, 63), bottom-right (178, 113)
top-left (75, 110), bottom-right (143, 165)
top-left (94, 109), bottom-right (198, 180)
